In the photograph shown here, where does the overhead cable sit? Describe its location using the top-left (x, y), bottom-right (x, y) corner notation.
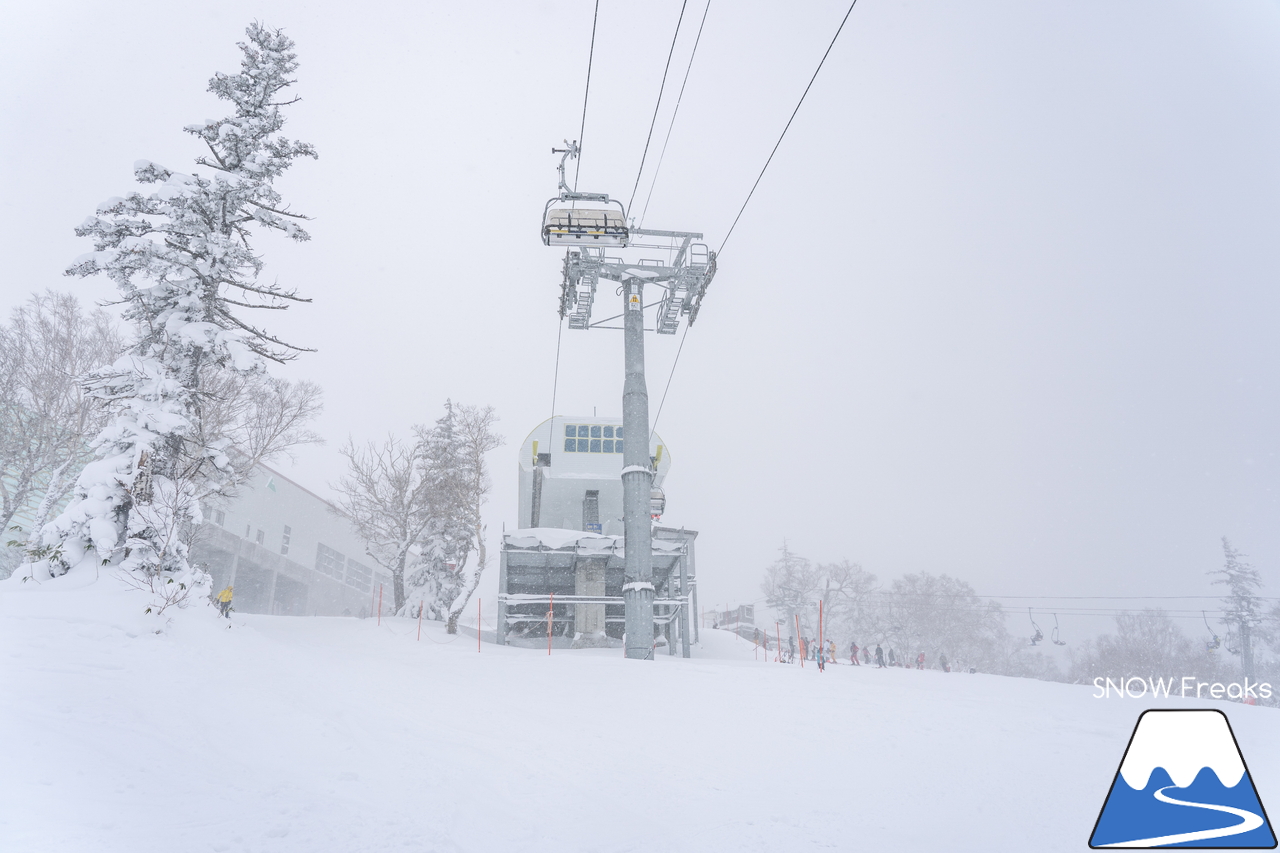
top-left (574, 1), bottom-right (600, 191)
top-left (639, 0), bottom-right (712, 227)
top-left (717, 0), bottom-right (858, 255)
top-left (627, 0), bottom-right (690, 214)
top-left (649, 323), bottom-right (689, 441)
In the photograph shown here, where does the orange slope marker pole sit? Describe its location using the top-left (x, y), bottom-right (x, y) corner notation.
top-left (776, 623), bottom-right (781, 662)
top-left (796, 614), bottom-right (804, 668)
top-left (417, 599), bottom-right (424, 640)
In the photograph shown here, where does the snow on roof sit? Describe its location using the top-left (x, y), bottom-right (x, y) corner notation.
top-left (503, 527), bottom-right (683, 554)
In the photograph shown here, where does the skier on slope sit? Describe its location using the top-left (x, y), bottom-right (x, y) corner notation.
top-left (888, 648), bottom-right (897, 667)
top-left (216, 586), bottom-right (234, 618)
top-left (828, 639), bottom-right (837, 664)
top-left (850, 641), bottom-right (861, 665)
top-left (788, 634), bottom-right (796, 662)
top-left (875, 644), bottom-right (885, 668)
top-left (916, 651), bottom-right (925, 670)
top-left (939, 652), bottom-right (950, 673)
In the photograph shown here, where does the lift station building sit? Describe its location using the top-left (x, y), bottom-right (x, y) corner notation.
top-left (498, 415), bottom-right (699, 654)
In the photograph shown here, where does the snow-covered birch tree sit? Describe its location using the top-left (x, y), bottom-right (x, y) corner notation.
top-left (36, 23), bottom-right (317, 605)
top-left (333, 435), bottom-right (430, 615)
top-left (335, 402), bottom-right (501, 621)
top-left (0, 291), bottom-right (122, 564)
top-left (444, 403), bottom-right (503, 634)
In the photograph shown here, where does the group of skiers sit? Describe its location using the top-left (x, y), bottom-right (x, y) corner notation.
top-left (849, 642), bottom-right (950, 672)
top-left (755, 631), bottom-right (954, 672)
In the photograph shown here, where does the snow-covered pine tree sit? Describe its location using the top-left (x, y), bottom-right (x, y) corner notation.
top-left (408, 401), bottom-right (477, 621)
top-left (38, 24), bottom-right (316, 600)
top-left (1211, 537), bottom-right (1268, 677)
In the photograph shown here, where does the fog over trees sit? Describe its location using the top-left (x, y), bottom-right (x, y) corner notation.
top-left (759, 538), bottom-right (1279, 697)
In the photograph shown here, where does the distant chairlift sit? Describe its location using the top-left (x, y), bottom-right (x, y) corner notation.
top-left (1051, 613), bottom-right (1066, 646)
top-left (541, 140), bottom-right (629, 248)
top-left (1028, 608), bottom-right (1044, 646)
top-left (1202, 611), bottom-right (1222, 652)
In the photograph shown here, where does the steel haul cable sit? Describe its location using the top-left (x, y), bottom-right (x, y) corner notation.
top-left (628, 0), bottom-right (690, 214)
top-left (639, 0), bottom-right (712, 228)
top-left (651, 1), bottom-right (857, 436)
top-left (718, 0), bottom-right (858, 256)
top-left (574, 0), bottom-right (600, 191)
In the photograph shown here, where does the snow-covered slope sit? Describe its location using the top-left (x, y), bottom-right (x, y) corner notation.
top-left (2, 573), bottom-right (1276, 853)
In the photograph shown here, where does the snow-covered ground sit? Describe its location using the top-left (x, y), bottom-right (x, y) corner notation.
top-left (2, 573), bottom-right (1276, 853)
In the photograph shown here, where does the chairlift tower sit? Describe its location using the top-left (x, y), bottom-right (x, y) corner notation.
top-left (542, 141), bottom-right (717, 660)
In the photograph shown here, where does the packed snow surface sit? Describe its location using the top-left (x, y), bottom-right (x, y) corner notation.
top-left (2, 572), bottom-right (1276, 853)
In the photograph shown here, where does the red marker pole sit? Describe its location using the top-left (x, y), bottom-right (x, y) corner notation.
top-left (796, 614), bottom-right (804, 668)
top-left (417, 599), bottom-right (423, 641)
top-left (547, 592), bottom-right (554, 656)
top-left (377, 584), bottom-right (383, 626)
top-left (477, 598), bottom-right (482, 653)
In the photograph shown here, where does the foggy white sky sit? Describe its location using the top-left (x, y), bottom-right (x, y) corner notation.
top-left (3, 1), bottom-right (1278, 643)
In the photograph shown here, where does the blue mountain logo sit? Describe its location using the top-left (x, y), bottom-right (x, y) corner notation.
top-left (1091, 709), bottom-right (1276, 848)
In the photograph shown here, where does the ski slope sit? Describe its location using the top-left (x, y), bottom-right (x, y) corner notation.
top-left (2, 573), bottom-right (1276, 853)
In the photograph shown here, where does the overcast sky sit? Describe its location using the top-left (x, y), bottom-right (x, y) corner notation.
top-left (3, 1), bottom-right (1279, 644)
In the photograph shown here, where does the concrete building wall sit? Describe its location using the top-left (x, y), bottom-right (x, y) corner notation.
top-left (516, 415), bottom-right (671, 532)
top-left (196, 465), bottom-right (391, 616)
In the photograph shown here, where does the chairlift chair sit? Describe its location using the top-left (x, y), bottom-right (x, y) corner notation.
top-left (1051, 613), bottom-right (1066, 646)
top-left (649, 486), bottom-right (666, 521)
top-left (1202, 611), bottom-right (1221, 652)
top-left (542, 140), bottom-right (629, 248)
top-left (1028, 608), bottom-right (1043, 646)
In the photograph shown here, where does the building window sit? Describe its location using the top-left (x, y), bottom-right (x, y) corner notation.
top-left (316, 543), bottom-right (345, 579)
top-left (281, 525), bottom-right (291, 556)
top-left (344, 558), bottom-right (372, 593)
top-left (214, 509), bottom-right (225, 526)
top-left (245, 524), bottom-right (252, 539)
top-left (255, 529), bottom-right (265, 545)
top-left (562, 425), bottom-right (625, 453)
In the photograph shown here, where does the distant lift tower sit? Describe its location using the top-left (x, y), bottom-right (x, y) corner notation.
top-left (541, 141), bottom-right (717, 660)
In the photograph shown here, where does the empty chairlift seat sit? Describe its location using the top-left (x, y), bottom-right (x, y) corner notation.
top-left (542, 206), bottom-right (628, 247)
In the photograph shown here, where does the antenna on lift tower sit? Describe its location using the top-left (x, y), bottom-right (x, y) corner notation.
top-left (540, 142), bottom-right (716, 660)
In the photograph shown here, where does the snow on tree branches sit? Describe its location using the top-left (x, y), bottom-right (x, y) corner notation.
top-left (35, 23), bottom-right (317, 603)
top-left (1211, 537), bottom-right (1268, 677)
top-left (334, 402), bottom-right (503, 627)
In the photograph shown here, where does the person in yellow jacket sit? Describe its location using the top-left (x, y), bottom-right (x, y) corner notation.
top-left (216, 586), bottom-right (234, 618)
